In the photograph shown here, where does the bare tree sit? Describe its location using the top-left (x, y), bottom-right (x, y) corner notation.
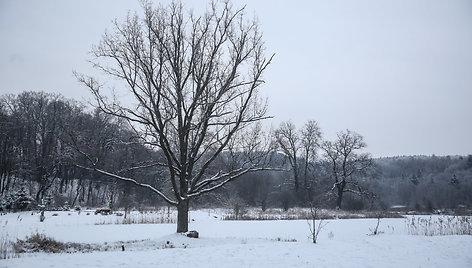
top-left (300, 121), bottom-right (322, 201)
top-left (75, 1), bottom-right (274, 232)
top-left (275, 121), bottom-right (300, 191)
top-left (307, 203), bottom-right (327, 244)
top-left (321, 129), bottom-right (373, 209)
top-left (275, 120), bottom-right (321, 201)
top-left (1, 92), bottom-right (77, 201)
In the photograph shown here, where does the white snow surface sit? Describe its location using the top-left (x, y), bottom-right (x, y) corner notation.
top-left (1, 210), bottom-right (471, 268)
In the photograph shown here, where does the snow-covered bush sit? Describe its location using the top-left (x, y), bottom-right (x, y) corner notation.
top-left (0, 193), bottom-right (14, 211)
top-left (0, 186), bottom-right (37, 212)
top-left (12, 187), bottom-right (37, 211)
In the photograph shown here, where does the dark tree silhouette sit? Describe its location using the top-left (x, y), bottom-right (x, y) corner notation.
top-left (75, 1), bottom-right (274, 232)
top-left (321, 129), bottom-right (373, 209)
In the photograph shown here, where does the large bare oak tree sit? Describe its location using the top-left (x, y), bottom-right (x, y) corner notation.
top-left (75, 1), bottom-right (273, 232)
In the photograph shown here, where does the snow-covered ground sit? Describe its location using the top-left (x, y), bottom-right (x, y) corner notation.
top-left (0, 210), bottom-right (471, 267)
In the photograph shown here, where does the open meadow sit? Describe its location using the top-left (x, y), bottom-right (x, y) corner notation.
top-left (0, 209), bottom-right (470, 268)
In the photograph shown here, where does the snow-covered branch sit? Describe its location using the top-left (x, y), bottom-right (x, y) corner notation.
top-left (76, 164), bottom-right (178, 206)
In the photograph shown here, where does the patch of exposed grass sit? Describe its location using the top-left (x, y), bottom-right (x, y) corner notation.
top-left (13, 233), bottom-right (101, 254)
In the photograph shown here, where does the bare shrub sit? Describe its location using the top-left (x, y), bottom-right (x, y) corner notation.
top-left (368, 216), bottom-right (384, 236)
top-left (307, 205), bottom-right (327, 244)
top-left (225, 196), bottom-right (248, 220)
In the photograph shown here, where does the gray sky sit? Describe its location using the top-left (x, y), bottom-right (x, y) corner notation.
top-left (1, 0), bottom-right (471, 157)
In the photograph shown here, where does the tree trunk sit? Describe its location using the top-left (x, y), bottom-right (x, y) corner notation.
top-left (35, 185), bottom-right (45, 202)
top-left (176, 200), bottom-right (189, 233)
top-left (0, 173), bottom-right (5, 193)
top-left (336, 187), bottom-right (344, 209)
top-left (293, 169), bottom-right (299, 192)
top-left (86, 180), bottom-right (93, 205)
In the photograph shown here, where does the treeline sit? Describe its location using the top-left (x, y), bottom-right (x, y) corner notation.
top-left (0, 91), bottom-right (471, 212)
top-left (371, 155), bottom-right (472, 210)
top-left (227, 155), bottom-right (472, 212)
top-left (0, 92), bottom-right (163, 210)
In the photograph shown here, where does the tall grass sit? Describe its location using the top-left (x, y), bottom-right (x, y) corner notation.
top-left (407, 216), bottom-right (471, 236)
top-left (222, 207), bottom-right (403, 221)
top-left (0, 227), bottom-right (17, 259)
top-left (95, 210), bottom-right (176, 225)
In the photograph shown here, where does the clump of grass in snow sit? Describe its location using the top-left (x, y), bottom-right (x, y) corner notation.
top-left (274, 237), bottom-right (297, 242)
top-left (14, 233), bottom-right (67, 253)
top-left (13, 233), bottom-right (101, 254)
top-left (407, 216), bottom-right (471, 236)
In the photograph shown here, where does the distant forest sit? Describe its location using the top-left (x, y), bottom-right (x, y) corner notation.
top-left (1, 91), bottom-right (471, 212)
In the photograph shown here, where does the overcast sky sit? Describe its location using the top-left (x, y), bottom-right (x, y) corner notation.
top-left (1, 0), bottom-right (471, 157)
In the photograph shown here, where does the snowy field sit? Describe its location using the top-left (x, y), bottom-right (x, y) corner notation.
top-left (0, 209), bottom-right (471, 268)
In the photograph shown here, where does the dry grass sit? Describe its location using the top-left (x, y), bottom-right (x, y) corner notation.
top-left (13, 233), bottom-right (101, 254)
top-left (95, 210), bottom-right (176, 225)
top-left (222, 208), bottom-right (403, 221)
top-left (273, 237), bottom-right (297, 242)
top-left (407, 216), bottom-right (472, 236)
top-left (0, 229), bottom-right (17, 259)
